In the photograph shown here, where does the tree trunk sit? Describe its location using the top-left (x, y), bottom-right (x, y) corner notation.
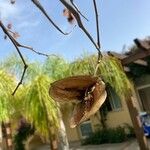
top-left (4, 122), bottom-right (13, 150)
top-left (41, 99), bottom-right (58, 150)
top-left (49, 130), bottom-right (58, 150)
top-left (126, 94), bottom-right (149, 150)
top-left (45, 116), bottom-right (58, 150)
top-left (0, 124), bottom-right (3, 150)
top-left (58, 110), bottom-right (69, 150)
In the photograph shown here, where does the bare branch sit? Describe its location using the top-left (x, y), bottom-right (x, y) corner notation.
top-left (7, 29), bottom-right (58, 57)
top-left (70, 0), bottom-right (89, 21)
top-left (93, 0), bottom-right (100, 49)
top-left (13, 40), bottom-right (49, 57)
top-left (59, 0), bottom-right (102, 76)
top-left (31, 0), bottom-right (72, 35)
top-left (15, 43), bottom-right (63, 58)
top-left (0, 20), bottom-right (28, 95)
top-left (0, 21), bottom-right (51, 94)
top-left (93, 0), bottom-right (102, 76)
top-left (59, 0), bottom-right (101, 53)
top-left (12, 65), bottom-right (27, 95)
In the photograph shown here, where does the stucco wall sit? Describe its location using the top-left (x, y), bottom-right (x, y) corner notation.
top-left (106, 99), bottom-right (132, 127)
top-left (63, 96), bottom-right (134, 142)
top-left (92, 97), bottom-right (133, 129)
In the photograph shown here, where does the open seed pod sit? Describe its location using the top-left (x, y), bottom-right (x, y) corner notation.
top-left (49, 75), bottom-right (99, 102)
top-left (49, 75), bottom-right (107, 128)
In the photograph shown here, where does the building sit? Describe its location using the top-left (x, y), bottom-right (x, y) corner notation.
top-left (62, 38), bottom-right (150, 143)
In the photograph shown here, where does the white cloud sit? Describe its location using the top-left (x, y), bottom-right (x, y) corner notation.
top-left (0, 1), bottom-right (40, 30)
top-left (0, 0), bottom-right (19, 20)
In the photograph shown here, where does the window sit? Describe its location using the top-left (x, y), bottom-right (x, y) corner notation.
top-left (138, 85), bottom-right (150, 112)
top-left (79, 120), bottom-right (93, 138)
top-left (106, 86), bottom-right (122, 111)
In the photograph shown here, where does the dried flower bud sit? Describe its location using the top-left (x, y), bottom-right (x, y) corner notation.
top-left (63, 8), bottom-right (75, 24)
top-left (13, 32), bottom-right (20, 39)
top-left (7, 23), bottom-right (12, 30)
top-left (10, 0), bottom-right (15, 4)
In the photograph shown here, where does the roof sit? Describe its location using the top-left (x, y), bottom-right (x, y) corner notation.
top-left (107, 38), bottom-right (150, 74)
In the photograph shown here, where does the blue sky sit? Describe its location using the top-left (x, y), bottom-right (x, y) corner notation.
top-left (0, 0), bottom-right (150, 62)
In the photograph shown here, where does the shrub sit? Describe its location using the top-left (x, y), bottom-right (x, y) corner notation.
top-left (107, 126), bottom-right (126, 143)
top-left (82, 126), bottom-right (127, 145)
top-left (124, 123), bottom-right (135, 138)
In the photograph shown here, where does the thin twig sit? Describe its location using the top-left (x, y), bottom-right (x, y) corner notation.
top-left (13, 40), bottom-right (49, 57)
top-left (0, 20), bottom-right (28, 95)
top-left (7, 29), bottom-right (65, 57)
top-left (31, 0), bottom-right (73, 35)
top-left (16, 43), bottom-right (59, 58)
top-left (93, 0), bottom-right (100, 49)
top-left (93, 0), bottom-right (102, 76)
top-left (12, 66), bottom-right (27, 95)
top-left (70, 0), bottom-right (89, 21)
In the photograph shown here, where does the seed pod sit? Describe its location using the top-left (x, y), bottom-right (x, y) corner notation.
top-left (49, 75), bottom-right (98, 102)
top-left (49, 75), bottom-right (107, 128)
top-left (70, 80), bottom-right (107, 128)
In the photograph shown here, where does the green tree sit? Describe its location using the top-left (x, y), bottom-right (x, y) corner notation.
top-left (43, 56), bottom-right (70, 150)
top-left (0, 54), bottom-right (56, 149)
top-left (24, 74), bottom-right (59, 150)
top-left (22, 56), bottom-right (70, 150)
top-left (0, 69), bottom-right (16, 150)
top-left (1, 54), bottom-right (70, 150)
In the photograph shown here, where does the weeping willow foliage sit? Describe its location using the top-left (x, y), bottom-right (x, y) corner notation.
top-left (69, 59), bottom-right (94, 76)
top-left (98, 56), bottom-right (131, 98)
top-left (70, 55), bottom-right (132, 98)
top-left (0, 53), bottom-right (42, 83)
top-left (25, 75), bottom-right (59, 138)
top-left (0, 53), bottom-right (25, 79)
top-left (12, 86), bottom-right (29, 121)
top-left (0, 69), bottom-right (15, 122)
top-left (43, 56), bottom-right (70, 80)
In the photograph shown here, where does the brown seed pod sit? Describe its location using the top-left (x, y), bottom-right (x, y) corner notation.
top-left (49, 75), bottom-right (98, 102)
top-left (70, 81), bottom-right (107, 128)
top-left (49, 75), bottom-right (107, 128)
